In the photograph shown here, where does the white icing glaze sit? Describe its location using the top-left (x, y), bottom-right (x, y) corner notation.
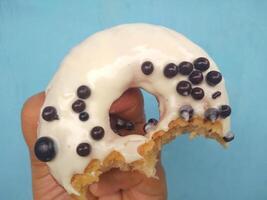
top-left (38, 23), bottom-right (231, 195)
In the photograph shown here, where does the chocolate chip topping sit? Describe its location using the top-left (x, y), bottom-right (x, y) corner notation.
top-left (141, 61), bottom-right (154, 75)
top-left (223, 132), bottom-right (235, 142)
top-left (191, 87), bottom-right (205, 100)
top-left (143, 118), bottom-right (158, 133)
top-left (193, 57), bottom-right (210, 72)
top-left (219, 105), bottom-right (231, 118)
top-left (179, 105), bottom-right (194, 121)
top-left (79, 112), bottom-right (89, 121)
top-left (125, 122), bottom-right (135, 130)
top-left (148, 118), bottom-right (158, 125)
top-left (109, 115), bottom-right (135, 134)
top-left (163, 63), bottom-right (178, 78)
top-left (34, 137), bottom-right (56, 162)
top-left (205, 108), bottom-right (219, 122)
top-left (176, 81), bottom-right (192, 96)
top-left (212, 91), bottom-right (222, 99)
top-left (77, 85), bottom-right (91, 99)
top-left (115, 118), bottom-right (126, 130)
top-left (206, 71), bottom-right (222, 86)
top-left (178, 61), bottom-right (193, 75)
top-left (72, 100), bottom-right (86, 113)
top-left (143, 123), bottom-right (149, 133)
top-left (42, 106), bottom-right (59, 121)
top-left (90, 126), bottom-right (105, 140)
top-left (76, 143), bottom-right (91, 157)
top-left (188, 70), bottom-right (203, 85)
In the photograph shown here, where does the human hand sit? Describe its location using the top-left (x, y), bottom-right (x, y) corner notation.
top-left (21, 88), bottom-right (167, 200)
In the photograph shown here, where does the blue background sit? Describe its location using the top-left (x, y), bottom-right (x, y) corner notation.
top-left (1, 0), bottom-right (267, 199)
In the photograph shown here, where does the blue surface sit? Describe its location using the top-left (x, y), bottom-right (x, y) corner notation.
top-left (1, 0), bottom-right (267, 199)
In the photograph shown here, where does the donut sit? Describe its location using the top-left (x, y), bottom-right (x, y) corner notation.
top-left (34, 23), bottom-right (234, 199)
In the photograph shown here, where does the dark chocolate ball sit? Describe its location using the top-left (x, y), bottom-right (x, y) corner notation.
top-left (204, 108), bottom-right (219, 122)
top-left (148, 118), bottom-right (158, 125)
top-left (77, 85), bottom-right (91, 99)
top-left (143, 122), bottom-right (149, 133)
top-left (223, 132), bottom-right (235, 142)
top-left (72, 100), bottom-right (86, 113)
top-left (90, 126), bottom-right (105, 140)
top-left (178, 61), bottom-right (193, 75)
top-left (141, 61), bottom-right (154, 75)
top-left (76, 143), bottom-right (91, 157)
top-left (191, 87), bottom-right (205, 100)
top-left (79, 112), bottom-right (89, 121)
top-left (193, 57), bottom-right (210, 72)
top-left (212, 91), bottom-right (222, 99)
top-left (179, 105), bottom-right (194, 120)
top-left (143, 118), bottom-right (158, 133)
top-left (42, 106), bottom-right (59, 121)
top-left (219, 105), bottom-right (231, 118)
top-left (176, 81), bottom-right (192, 96)
top-left (34, 137), bottom-right (56, 162)
top-left (115, 118), bottom-right (126, 130)
top-left (206, 71), bottom-right (222, 86)
top-left (125, 121), bottom-right (135, 130)
top-left (163, 63), bottom-right (178, 78)
top-left (188, 70), bottom-right (203, 85)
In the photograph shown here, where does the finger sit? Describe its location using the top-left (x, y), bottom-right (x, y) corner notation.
top-left (90, 161), bottom-right (167, 198)
top-left (132, 161), bottom-right (167, 197)
top-left (110, 88), bottom-right (145, 123)
top-left (39, 183), bottom-right (70, 200)
top-left (109, 88), bottom-right (145, 135)
top-left (21, 92), bottom-right (52, 177)
top-left (86, 191), bottom-right (98, 200)
top-left (21, 92), bottom-right (45, 150)
top-left (99, 191), bottom-right (122, 200)
top-left (89, 168), bottom-right (145, 197)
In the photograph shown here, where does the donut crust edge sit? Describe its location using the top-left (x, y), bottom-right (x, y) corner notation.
top-left (70, 116), bottom-right (225, 199)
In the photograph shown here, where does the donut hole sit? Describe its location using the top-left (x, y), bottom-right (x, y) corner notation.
top-left (142, 89), bottom-right (160, 121)
top-left (109, 88), bottom-right (160, 136)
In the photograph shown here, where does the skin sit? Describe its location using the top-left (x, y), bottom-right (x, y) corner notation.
top-left (21, 88), bottom-right (167, 200)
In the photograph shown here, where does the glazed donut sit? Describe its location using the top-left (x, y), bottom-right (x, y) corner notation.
top-left (34, 23), bottom-right (234, 199)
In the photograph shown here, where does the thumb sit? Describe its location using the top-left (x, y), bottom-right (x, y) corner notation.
top-left (21, 92), bottom-right (50, 175)
top-left (21, 92), bottom-right (45, 152)
top-left (109, 88), bottom-right (146, 136)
